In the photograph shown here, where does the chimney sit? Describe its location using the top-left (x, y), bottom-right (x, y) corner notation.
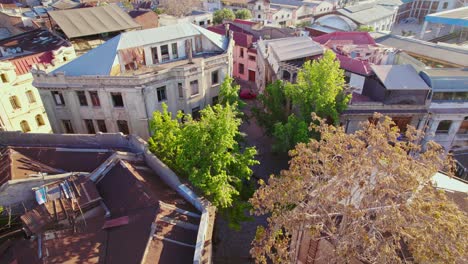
top-left (225, 23), bottom-right (230, 38)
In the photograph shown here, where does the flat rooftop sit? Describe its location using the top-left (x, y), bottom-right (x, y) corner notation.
top-left (0, 142), bottom-right (204, 263)
top-left (0, 29), bottom-right (70, 61)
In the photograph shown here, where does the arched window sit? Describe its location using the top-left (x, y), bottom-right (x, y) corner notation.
top-left (20, 120), bottom-right (30, 133)
top-left (9, 96), bottom-right (21, 110)
top-left (36, 114), bottom-right (45, 126)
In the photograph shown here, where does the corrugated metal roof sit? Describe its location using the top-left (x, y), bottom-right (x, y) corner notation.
top-left (371, 64), bottom-right (430, 90)
top-left (375, 34), bottom-right (468, 67)
top-left (338, 4), bottom-right (395, 24)
top-left (117, 23), bottom-right (227, 51)
top-left (48, 4), bottom-right (141, 38)
top-left (419, 68), bottom-right (468, 92)
top-left (268, 36), bottom-right (324, 61)
top-left (425, 6), bottom-right (468, 27)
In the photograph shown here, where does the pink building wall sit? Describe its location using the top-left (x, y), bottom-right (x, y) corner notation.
top-left (233, 46), bottom-right (257, 82)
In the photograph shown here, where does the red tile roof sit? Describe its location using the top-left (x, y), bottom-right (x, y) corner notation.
top-left (313, 31), bottom-right (376, 45)
top-left (314, 32), bottom-right (376, 76)
top-left (335, 53), bottom-right (373, 76)
top-left (208, 25), bottom-right (254, 48)
top-left (233, 19), bottom-right (257, 26)
top-left (10, 52), bottom-right (53, 75)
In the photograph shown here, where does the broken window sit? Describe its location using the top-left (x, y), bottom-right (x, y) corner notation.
top-left (52, 91), bottom-right (65, 106)
top-left (84, 119), bottom-right (96, 134)
top-left (89, 91), bottom-right (101, 107)
top-left (111, 92), bottom-right (124, 107)
top-left (117, 120), bottom-right (129, 134)
top-left (62, 120), bottom-right (74, 133)
top-left (96, 120), bottom-right (107, 133)
top-left (76, 91), bottom-right (88, 106)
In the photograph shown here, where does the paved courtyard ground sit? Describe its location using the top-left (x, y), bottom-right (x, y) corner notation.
top-left (212, 82), bottom-right (289, 263)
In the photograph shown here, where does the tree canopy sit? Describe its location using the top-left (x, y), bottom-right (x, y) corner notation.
top-left (285, 50), bottom-right (349, 124)
top-left (250, 114), bottom-right (467, 263)
top-left (219, 76), bottom-right (245, 109)
top-left (235, 9), bottom-right (252, 20)
top-left (149, 96), bottom-right (258, 229)
top-left (357, 25), bottom-right (374, 32)
top-left (254, 50), bottom-right (349, 152)
top-left (213, 8), bottom-right (235, 24)
top-left (159, 0), bottom-right (199, 17)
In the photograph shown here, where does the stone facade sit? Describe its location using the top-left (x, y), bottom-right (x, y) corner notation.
top-left (32, 25), bottom-right (234, 139)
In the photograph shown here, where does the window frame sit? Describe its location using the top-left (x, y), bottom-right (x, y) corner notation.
top-left (157, 86), bottom-right (167, 102)
top-left (62, 120), bottom-right (74, 134)
top-left (178, 82), bottom-right (184, 98)
top-left (52, 91), bottom-right (65, 106)
top-left (160, 44), bottom-right (170, 62)
top-left (35, 114), bottom-right (45, 126)
top-left (436, 120), bottom-right (452, 134)
top-left (9, 96), bottom-right (21, 110)
top-left (20, 120), bottom-right (30, 133)
top-left (117, 120), bottom-right (130, 134)
top-left (190, 80), bottom-right (199, 96)
top-left (89, 91), bottom-right (101, 107)
top-left (111, 92), bottom-right (124, 108)
top-left (171, 43), bottom-right (178, 59)
top-left (76, 91), bottom-right (88, 106)
top-left (26, 90), bottom-right (36, 104)
top-left (84, 119), bottom-right (96, 134)
top-left (211, 70), bottom-right (219, 86)
top-left (239, 63), bottom-right (245, 74)
top-left (96, 120), bottom-right (107, 133)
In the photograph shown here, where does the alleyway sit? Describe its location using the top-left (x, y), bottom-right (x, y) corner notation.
top-left (212, 82), bottom-right (290, 263)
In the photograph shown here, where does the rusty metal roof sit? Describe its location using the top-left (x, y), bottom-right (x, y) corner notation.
top-left (1, 146), bottom-right (202, 264)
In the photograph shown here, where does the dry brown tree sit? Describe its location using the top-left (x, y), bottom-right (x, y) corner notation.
top-left (250, 113), bottom-right (468, 264)
top-left (158, 0), bottom-right (201, 17)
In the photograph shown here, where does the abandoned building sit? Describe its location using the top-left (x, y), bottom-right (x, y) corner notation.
top-left (256, 36), bottom-right (324, 91)
top-left (32, 23), bottom-right (234, 139)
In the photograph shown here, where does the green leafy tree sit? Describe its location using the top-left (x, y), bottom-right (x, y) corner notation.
top-left (219, 76), bottom-right (246, 109)
top-left (285, 50), bottom-right (349, 124)
top-left (272, 115), bottom-right (309, 153)
top-left (148, 104), bottom-right (182, 169)
top-left (252, 80), bottom-right (288, 135)
top-left (235, 9), bottom-right (252, 20)
top-left (149, 103), bottom-right (259, 229)
top-left (296, 21), bottom-right (311, 28)
top-left (153, 8), bottom-right (165, 15)
top-left (357, 25), bottom-right (374, 32)
top-left (213, 8), bottom-right (235, 24)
